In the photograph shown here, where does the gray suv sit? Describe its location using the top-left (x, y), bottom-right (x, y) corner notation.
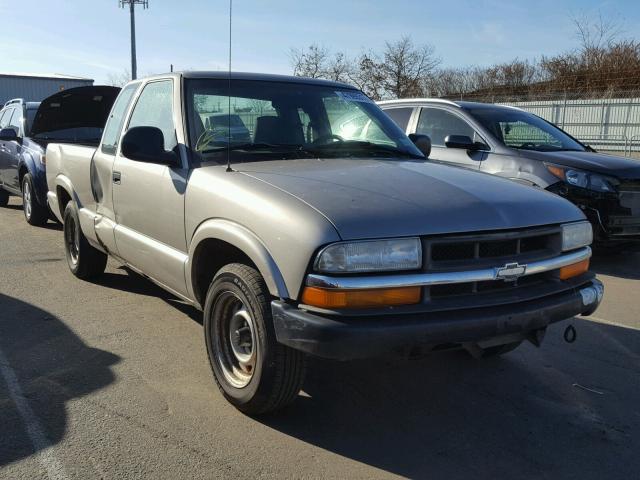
top-left (379, 99), bottom-right (640, 249)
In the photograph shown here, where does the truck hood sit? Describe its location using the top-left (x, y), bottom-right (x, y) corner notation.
top-left (238, 158), bottom-right (585, 240)
top-left (520, 149), bottom-right (640, 180)
top-left (30, 86), bottom-right (120, 137)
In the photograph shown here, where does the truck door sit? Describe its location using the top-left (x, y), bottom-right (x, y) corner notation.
top-left (91, 82), bottom-right (140, 254)
top-left (414, 107), bottom-right (487, 169)
top-left (111, 79), bottom-right (189, 297)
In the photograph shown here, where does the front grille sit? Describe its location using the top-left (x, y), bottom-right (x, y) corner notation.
top-left (619, 190), bottom-right (640, 216)
top-left (424, 227), bottom-right (562, 302)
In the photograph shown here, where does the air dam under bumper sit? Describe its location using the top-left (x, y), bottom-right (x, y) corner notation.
top-left (272, 279), bottom-right (604, 360)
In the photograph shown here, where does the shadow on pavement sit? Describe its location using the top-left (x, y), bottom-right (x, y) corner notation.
top-left (0, 294), bottom-right (119, 467)
top-left (259, 318), bottom-right (640, 479)
top-left (591, 251), bottom-right (640, 280)
top-left (91, 267), bottom-right (202, 324)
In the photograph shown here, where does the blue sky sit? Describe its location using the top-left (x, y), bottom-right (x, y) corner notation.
top-left (0, 0), bottom-right (638, 84)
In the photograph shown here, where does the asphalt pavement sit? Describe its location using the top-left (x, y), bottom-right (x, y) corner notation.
top-left (1, 196), bottom-right (639, 479)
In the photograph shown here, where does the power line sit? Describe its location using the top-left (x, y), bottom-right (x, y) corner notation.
top-left (119, 1), bottom-right (149, 80)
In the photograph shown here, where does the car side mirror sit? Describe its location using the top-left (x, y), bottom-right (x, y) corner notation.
top-left (121, 126), bottom-right (179, 166)
top-left (444, 135), bottom-right (477, 150)
top-left (408, 133), bottom-right (431, 158)
top-left (0, 128), bottom-right (19, 142)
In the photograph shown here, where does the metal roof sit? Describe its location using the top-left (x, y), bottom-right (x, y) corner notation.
top-left (0, 72), bottom-right (94, 81)
top-left (378, 98), bottom-right (525, 112)
top-left (140, 71), bottom-right (356, 89)
top-left (378, 98), bottom-right (462, 107)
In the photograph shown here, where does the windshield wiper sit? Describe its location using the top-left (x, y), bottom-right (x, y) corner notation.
top-left (305, 140), bottom-right (423, 159)
top-left (200, 142), bottom-right (298, 154)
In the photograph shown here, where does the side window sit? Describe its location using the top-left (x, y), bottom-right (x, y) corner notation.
top-left (416, 108), bottom-right (476, 147)
top-left (383, 107), bottom-right (413, 131)
top-left (0, 108), bottom-right (12, 128)
top-left (127, 80), bottom-right (177, 152)
top-left (8, 108), bottom-right (22, 133)
top-left (101, 83), bottom-right (139, 155)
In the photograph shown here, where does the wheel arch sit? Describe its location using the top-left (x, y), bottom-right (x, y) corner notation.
top-left (53, 175), bottom-right (76, 220)
top-left (187, 219), bottom-right (290, 308)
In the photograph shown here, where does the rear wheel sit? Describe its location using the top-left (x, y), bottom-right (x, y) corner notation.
top-left (0, 189), bottom-right (8, 207)
top-left (22, 173), bottom-right (48, 226)
top-left (204, 263), bottom-right (306, 415)
top-left (63, 202), bottom-right (107, 279)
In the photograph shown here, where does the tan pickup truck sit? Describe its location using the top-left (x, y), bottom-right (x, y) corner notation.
top-left (46, 72), bottom-right (603, 414)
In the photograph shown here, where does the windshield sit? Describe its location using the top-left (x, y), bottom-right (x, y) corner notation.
top-left (467, 107), bottom-right (585, 152)
top-left (185, 79), bottom-right (423, 162)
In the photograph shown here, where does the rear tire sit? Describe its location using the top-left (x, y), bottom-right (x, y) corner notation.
top-left (0, 189), bottom-right (8, 207)
top-left (22, 173), bottom-right (48, 226)
top-left (63, 202), bottom-right (107, 279)
top-left (204, 263), bottom-right (306, 415)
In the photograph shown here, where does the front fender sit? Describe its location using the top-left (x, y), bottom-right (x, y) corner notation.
top-left (186, 218), bottom-right (289, 301)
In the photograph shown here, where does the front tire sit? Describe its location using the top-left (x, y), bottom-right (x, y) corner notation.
top-left (22, 173), bottom-right (48, 226)
top-left (204, 263), bottom-right (306, 415)
top-left (63, 202), bottom-right (107, 279)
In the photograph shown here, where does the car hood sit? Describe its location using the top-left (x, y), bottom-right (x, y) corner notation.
top-left (238, 158), bottom-right (585, 240)
top-left (520, 150), bottom-right (640, 179)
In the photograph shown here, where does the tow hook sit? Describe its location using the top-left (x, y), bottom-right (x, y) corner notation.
top-left (564, 324), bottom-right (577, 343)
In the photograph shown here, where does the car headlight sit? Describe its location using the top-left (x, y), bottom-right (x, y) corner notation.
top-left (315, 238), bottom-right (422, 273)
top-left (545, 163), bottom-right (616, 193)
top-left (561, 221), bottom-right (593, 251)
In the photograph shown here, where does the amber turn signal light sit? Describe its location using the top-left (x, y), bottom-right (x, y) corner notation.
top-left (559, 258), bottom-right (590, 280)
top-left (301, 286), bottom-right (421, 309)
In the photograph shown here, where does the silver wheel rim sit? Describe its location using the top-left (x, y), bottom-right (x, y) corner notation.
top-left (65, 215), bottom-right (80, 265)
top-left (23, 181), bottom-right (31, 219)
top-left (212, 291), bottom-right (257, 388)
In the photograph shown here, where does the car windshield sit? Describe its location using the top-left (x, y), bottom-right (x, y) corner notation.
top-left (185, 79), bottom-right (423, 162)
top-left (467, 107), bottom-right (585, 152)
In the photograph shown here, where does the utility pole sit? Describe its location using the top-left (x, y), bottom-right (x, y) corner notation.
top-left (119, 1), bottom-right (148, 80)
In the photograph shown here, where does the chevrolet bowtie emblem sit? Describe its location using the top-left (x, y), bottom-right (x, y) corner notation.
top-left (495, 262), bottom-right (527, 281)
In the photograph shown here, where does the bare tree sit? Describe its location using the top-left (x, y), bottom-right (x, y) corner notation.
top-left (379, 36), bottom-right (440, 98)
top-left (348, 52), bottom-right (386, 100)
top-left (106, 69), bottom-right (132, 87)
top-left (290, 44), bottom-right (330, 79)
top-left (572, 11), bottom-right (622, 53)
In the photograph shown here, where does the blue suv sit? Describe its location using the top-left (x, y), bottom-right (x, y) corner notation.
top-left (0, 99), bottom-right (49, 224)
top-left (0, 86), bottom-right (120, 225)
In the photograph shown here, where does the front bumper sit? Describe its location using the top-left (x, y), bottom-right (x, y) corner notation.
top-left (548, 183), bottom-right (640, 245)
top-left (272, 279), bottom-right (604, 360)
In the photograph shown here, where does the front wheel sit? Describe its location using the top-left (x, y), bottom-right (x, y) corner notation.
top-left (63, 202), bottom-right (107, 279)
top-left (22, 173), bottom-right (48, 226)
top-left (204, 263), bottom-right (306, 415)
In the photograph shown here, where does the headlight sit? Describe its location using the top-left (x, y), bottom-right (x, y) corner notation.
top-left (545, 163), bottom-right (616, 193)
top-left (561, 221), bottom-right (593, 251)
top-left (315, 238), bottom-right (422, 273)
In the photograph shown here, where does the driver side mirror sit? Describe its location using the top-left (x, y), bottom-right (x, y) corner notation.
top-left (408, 133), bottom-right (431, 158)
top-left (444, 135), bottom-right (478, 150)
top-left (0, 128), bottom-right (20, 142)
top-left (121, 126), bottom-right (179, 166)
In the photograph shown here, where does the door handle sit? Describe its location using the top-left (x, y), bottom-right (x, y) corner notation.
top-left (112, 171), bottom-right (121, 184)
